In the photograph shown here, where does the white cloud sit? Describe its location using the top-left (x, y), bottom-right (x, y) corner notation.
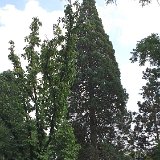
top-left (120, 63), bottom-right (146, 111)
top-left (97, 0), bottom-right (160, 46)
top-left (0, 0), bottom-right (64, 72)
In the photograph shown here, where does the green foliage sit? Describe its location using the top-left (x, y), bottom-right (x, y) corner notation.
top-left (130, 33), bottom-right (160, 66)
top-left (151, 142), bottom-right (160, 160)
top-left (52, 120), bottom-right (80, 160)
top-left (98, 142), bottom-right (131, 160)
top-left (144, 141), bottom-right (160, 160)
top-left (0, 70), bottom-right (29, 159)
top-left (77, 141), bottom-right (131, 160)
top-left (0, 121), bottom-right (16, 159)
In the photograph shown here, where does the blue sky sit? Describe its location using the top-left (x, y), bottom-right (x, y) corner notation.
top-left (0, 0), bottom-right (63, 10)
top-left (0, 0), bottom-right (27, 10)
top-left (0, 0), bottom-right (160, 111)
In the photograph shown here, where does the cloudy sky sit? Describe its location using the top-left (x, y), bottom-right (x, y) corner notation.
top-left (0, 0), bottom-right (160, 111)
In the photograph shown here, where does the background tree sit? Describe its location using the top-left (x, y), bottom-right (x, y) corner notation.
top-left (3, 2), bottom-right (80, 159)
top-left (130, 33), bottom-right (160, 156)
top-left (0, 70), bottom-right (29, 159)
top-left (69, 0), bottom-right (128, 159)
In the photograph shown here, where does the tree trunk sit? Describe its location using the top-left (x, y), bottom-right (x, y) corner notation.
top-left (89, 83), bottom-right (99, 160)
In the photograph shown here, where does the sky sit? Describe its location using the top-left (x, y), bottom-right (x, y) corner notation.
top-left (0, 0), bottom-right (160, 111)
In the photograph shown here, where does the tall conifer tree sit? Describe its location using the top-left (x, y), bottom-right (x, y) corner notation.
top-left (69, 0), bottom-right (128, 159)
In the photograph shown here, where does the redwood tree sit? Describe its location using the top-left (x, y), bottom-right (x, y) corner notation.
top-left (69, 0), bottom-right (128, 159)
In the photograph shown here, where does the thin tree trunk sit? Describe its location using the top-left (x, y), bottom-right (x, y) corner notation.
top-left (89, 83), bottom-right (99, 160)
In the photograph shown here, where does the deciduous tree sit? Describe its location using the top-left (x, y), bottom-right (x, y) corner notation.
top-left (5, 2), bottom-right (80, 159)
